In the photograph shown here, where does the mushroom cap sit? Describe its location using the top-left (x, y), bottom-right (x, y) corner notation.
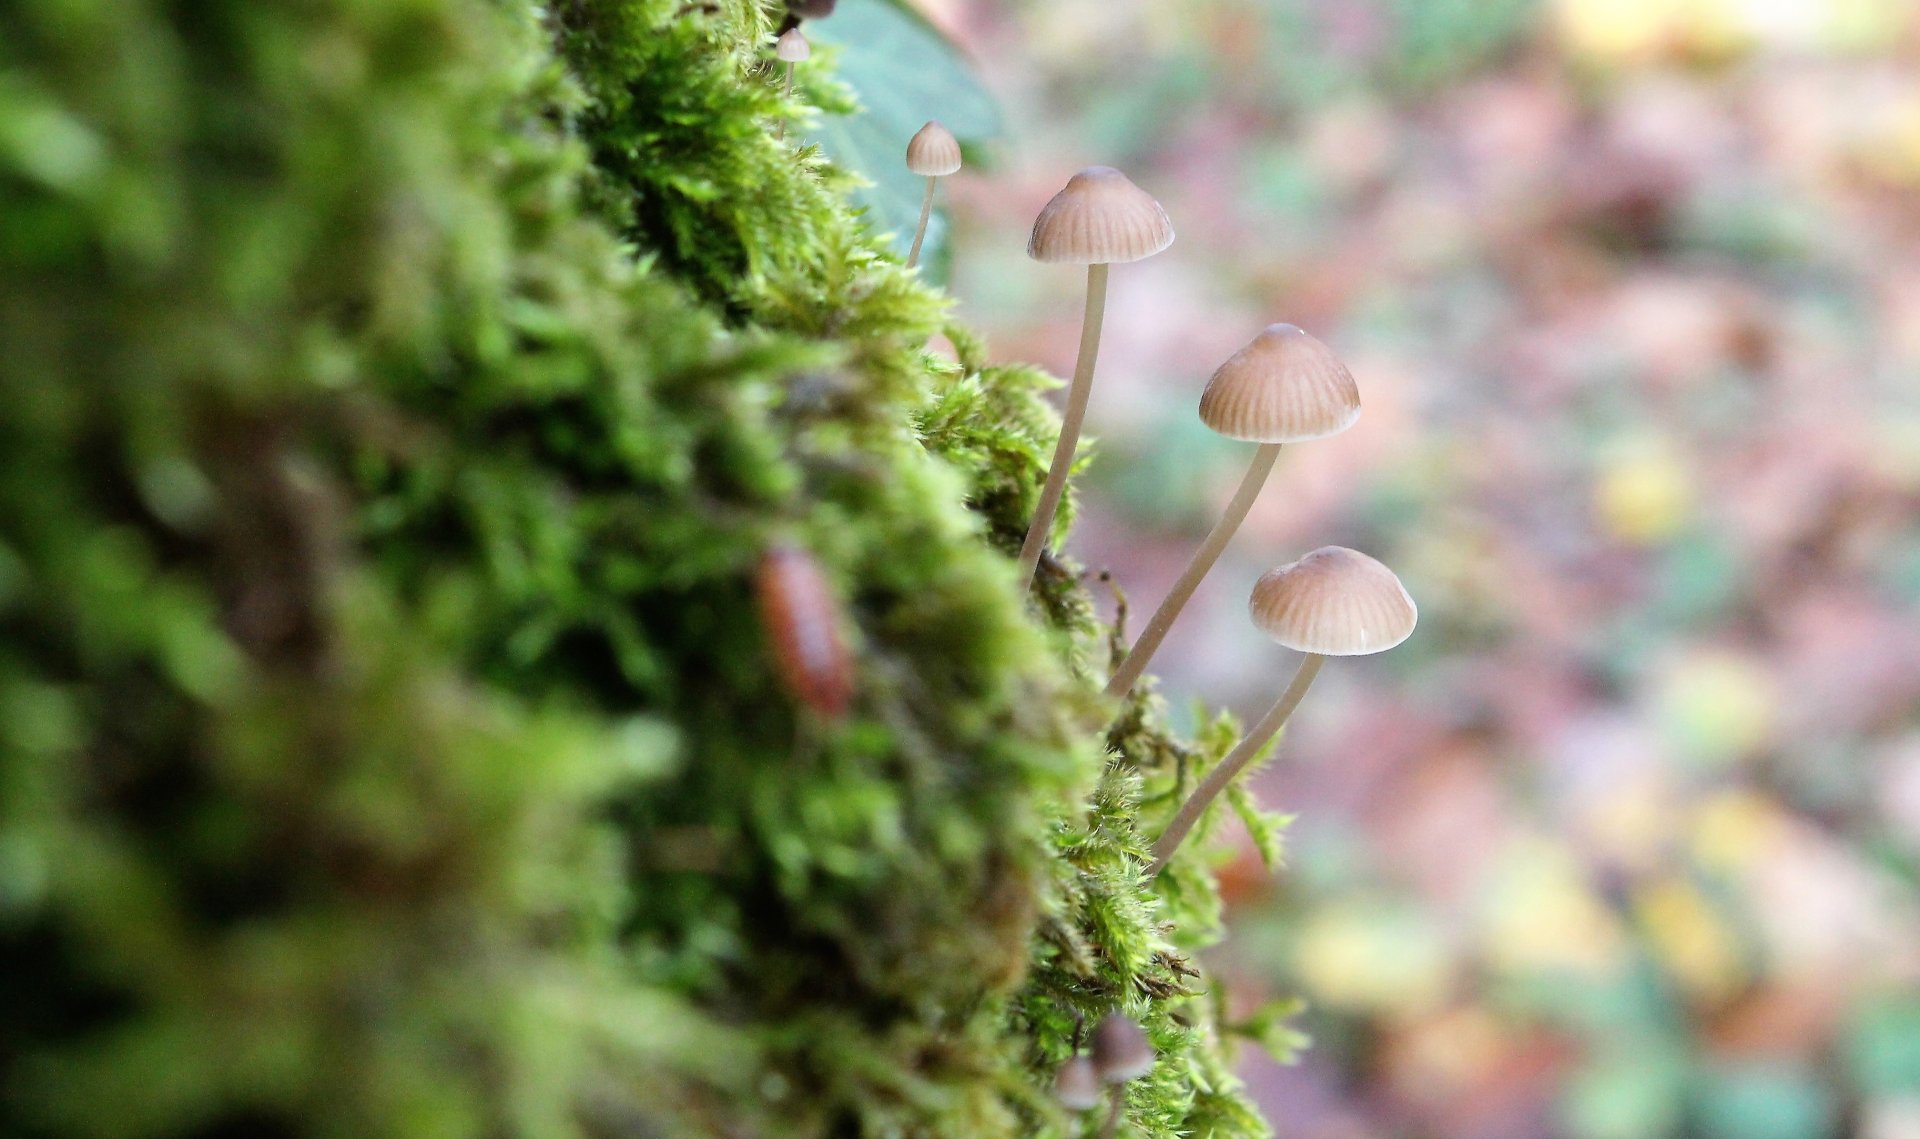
top-left (1052, 1055), bottom-right (1102, 1111)
top-left (905, 121), bottom-right (962, 176)
top-left (1250, 547), bottom-right (1417, 656)
top-left (1198, 323), bottom-right (1361, 443)
top-left (775, 28), bottom-right (811, 61)
top-left (1027, 166), bottom-right (1174, 265)
top-left (1090, 1015), bottom-right (1155, 1083)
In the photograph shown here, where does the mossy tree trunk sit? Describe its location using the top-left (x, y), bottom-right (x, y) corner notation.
top-left (0, 1), bottom-right (1294, 1136)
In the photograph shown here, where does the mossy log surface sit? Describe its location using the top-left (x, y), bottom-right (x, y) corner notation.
top-left (0, 1), bottom-right (1297, 1136)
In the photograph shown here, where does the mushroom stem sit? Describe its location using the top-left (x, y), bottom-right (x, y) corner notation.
top-left (1148, 652), bottom-right (1324, 875)
top-left (1017, 262), bottom-right (1110, 585)
top-left (906, 175), bottom-right (936, 269)
top-left (1099, 1084), bottom-right (1126, 1139)
top-left (1105, 442), bottom-right (1283, 697)
top-left (776, 63), bottom-right (795, 140)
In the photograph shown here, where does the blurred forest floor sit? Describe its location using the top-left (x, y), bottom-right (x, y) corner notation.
top-left (922, 0), bottom-right (1920, 1136)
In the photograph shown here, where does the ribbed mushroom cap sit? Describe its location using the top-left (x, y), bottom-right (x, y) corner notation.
top-left (1250, 547), bottom-right (1417, 656)
top-left (1090, 1015), bottom-right (1155, 1083)
top-left (1027, 166), bottom-right (1174, 264)
top-left (775, 28), bottom-right (811, 61)
top-left (1198, 323), bottom-right (1361, 443)
top-left (1052, 1055), bottom-right (1102, 1111)
top-left (905, 121), bottom-right (962, 176)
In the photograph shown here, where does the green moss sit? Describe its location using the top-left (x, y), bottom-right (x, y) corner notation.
top-left (0, 0), bottom-right (1299, 1136)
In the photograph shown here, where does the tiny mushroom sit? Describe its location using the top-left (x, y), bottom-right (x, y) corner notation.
top-left (776, 28), bottom-right (809, 93)
top-left (1104, 324), bottom-right (1360, 697)
top-left (1016, 167), bottom-right (1173, 586)
top-left (1052, 1054), bottom-right (1102, 1112)
top-left (1089, 1014), bottom-right (1155, 1139)
top-left (773, 28), bottom-right (809, 138)
top-left (1148, 547), bottom-right (1415, 874)
top-left (1090, 1015), bottom-right (1154, 1083)
top-left (904, 121), bottom-right (962, 269)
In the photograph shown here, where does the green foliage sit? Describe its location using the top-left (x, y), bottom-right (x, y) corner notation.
top-left (0, 0), bottom-right (1294, 1136)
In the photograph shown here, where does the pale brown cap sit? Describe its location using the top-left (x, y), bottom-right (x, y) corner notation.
top-left (1027, 166), bottom-right (1174, 264)
top-left (906, 121), bottom-right (962, 176)
top-left (775, 28), bottom-right (811, 62)
top-left (1052, 1055), bottom-right (1102, 1111)
top-left (1090, 1015), bottom-right (1155, 1083)
top-left (1250, 547), bottom-right (1417, 656)
top-left (1198, 323), bottom-right (1361, 443)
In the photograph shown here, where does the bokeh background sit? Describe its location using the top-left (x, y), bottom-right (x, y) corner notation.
top-left (825, 0), bottom-right (1920, 1136)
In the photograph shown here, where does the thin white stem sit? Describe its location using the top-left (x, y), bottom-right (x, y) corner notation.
top-left (777, 62), bottom-right (794, 140)
top-left (1148, 653), bottom-right (1324, 875)
top-left (1017, 262), bottom-right (1110, 585)
top-left (906, 175), bottom-right (936, 268)
top-left (1105, 442), bottom-right (1282, 697)
top-left (1099, 1084), bottom-right (1126, 1139)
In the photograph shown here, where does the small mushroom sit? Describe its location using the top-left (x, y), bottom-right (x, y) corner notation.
top-left (1017, 167), bottom-right (1174, 585)
top-left (1104, 324), bottom-right (1359, 697)
top-left (1148, 548), bottom-right (1415, 874)
top-left (1052, 1054), bottom-right (1102, 1112)
top-left (1090, 1015), bottom-right (1154, 1083)
top-left (904, 121), bottom-right (962, 269)
top-left (1089, 1014), bottom-right (1155, 1138)
top-left (774, 29), bottom-right (810, 138)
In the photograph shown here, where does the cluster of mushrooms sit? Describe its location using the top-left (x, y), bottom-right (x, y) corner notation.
top-left (890, 143), bottom-right (1421, 874)
top-left (769, 30), bottom-right (1421, 1133)
top-left (917, 144), bottom-right (1424, 1123)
